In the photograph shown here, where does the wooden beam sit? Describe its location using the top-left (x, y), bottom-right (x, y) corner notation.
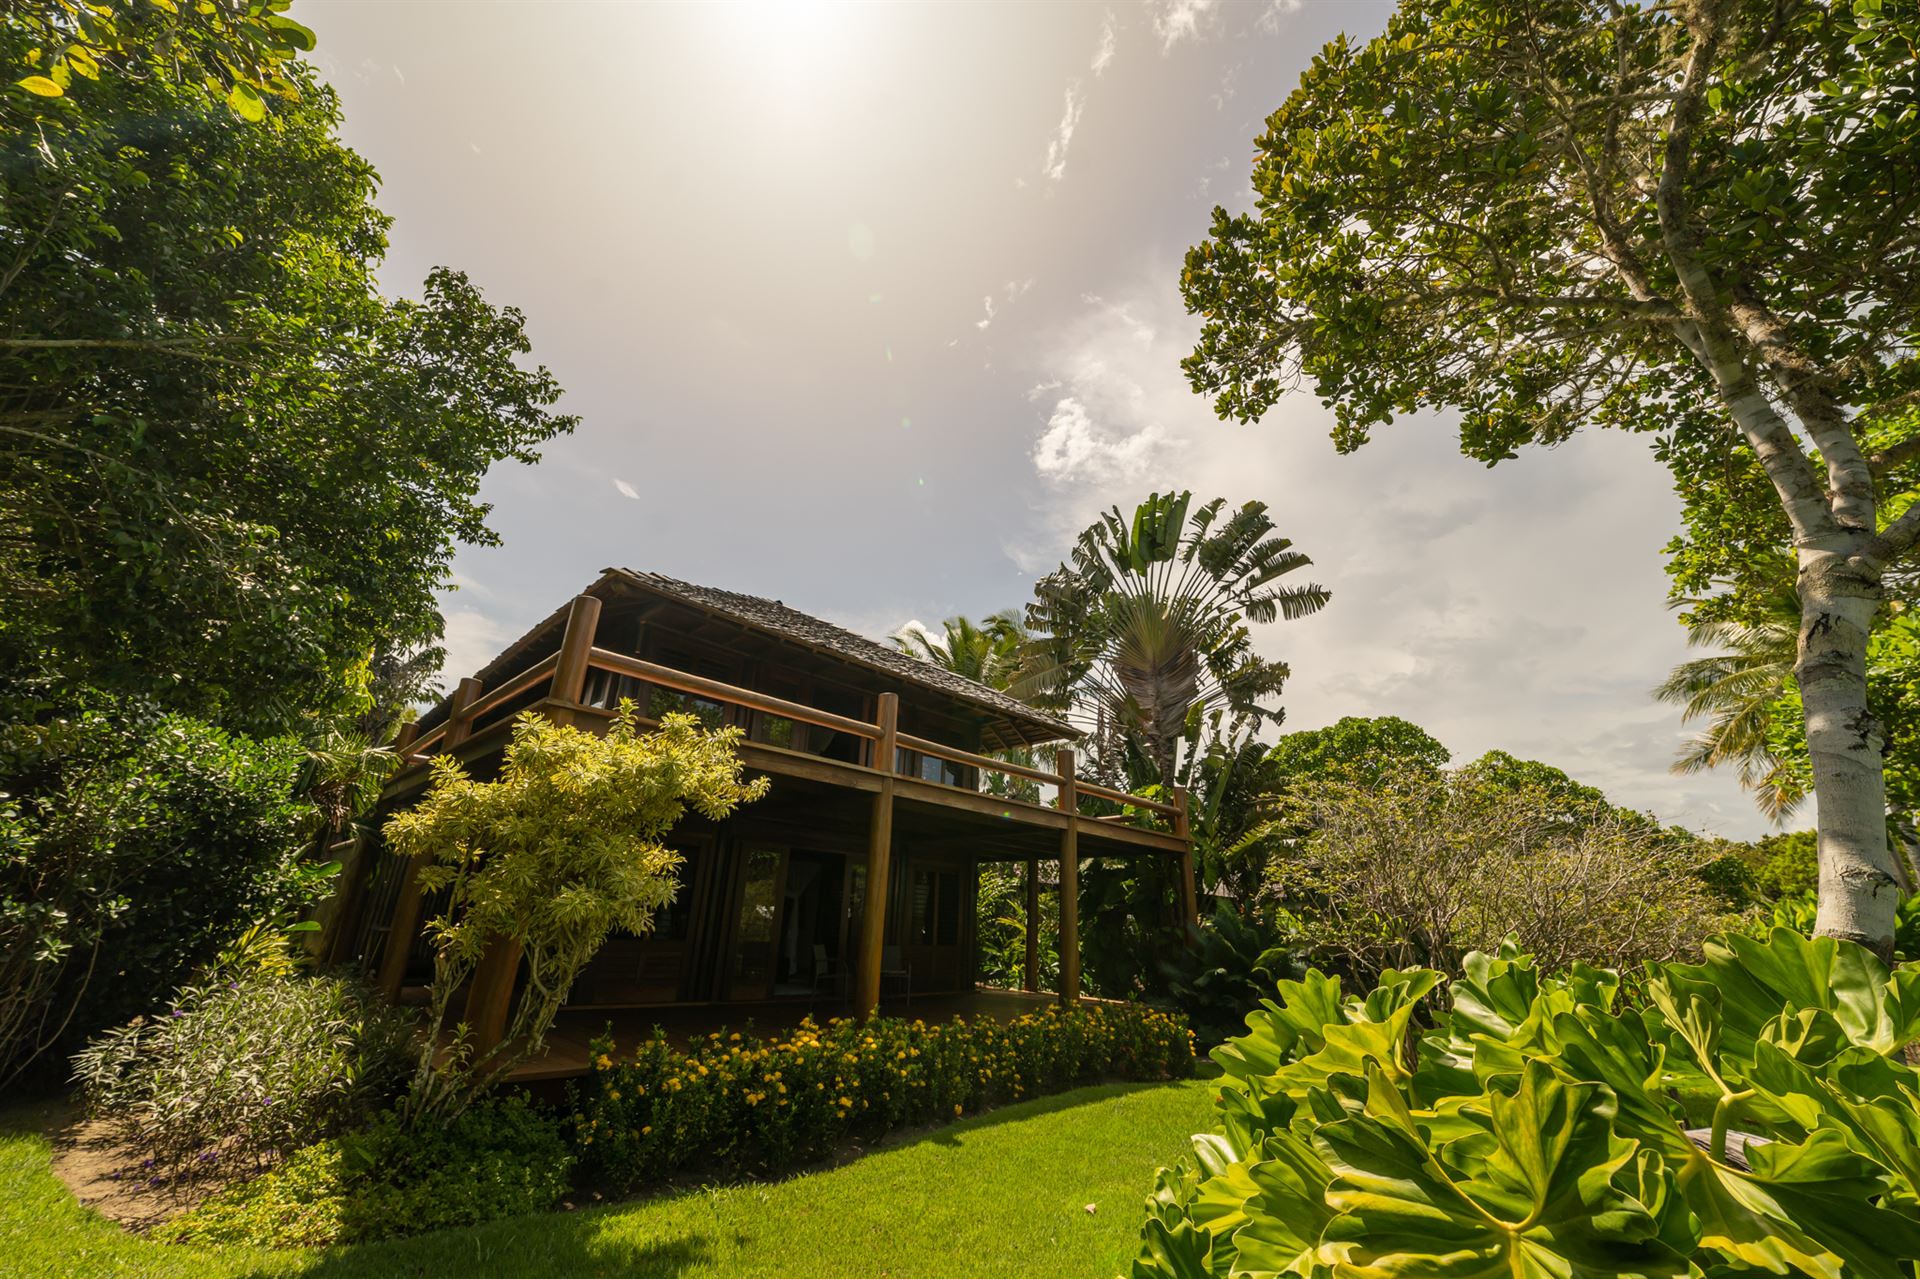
top-left (1174, 787), bottom-right (1199, 939)
top-left (465, 934), bottom-right (523, 1056)
top-left (1023, 856), bottom-right (1040, 993)
top-left (1056, 745), bottom-right (1080, 1004)
top-left (854, 692), bottom-right (900, 1017)
top-left (443, 676), bottom-right (484, 749)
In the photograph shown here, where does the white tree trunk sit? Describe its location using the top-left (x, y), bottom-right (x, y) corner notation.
top-left (1801, 547), bottom-right (1902, 955)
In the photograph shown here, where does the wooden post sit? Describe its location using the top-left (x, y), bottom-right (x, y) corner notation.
top-left (377, 676), bottom-right (482, 999)
top-left (1023, 856), bottom-right (1040, 993)
top-left (465, 936), bottom-right (523, 1055)
top-left (393, 719), bottom-right (420, 755)
top-left (1055, 746), bottom-right (1080, 1004)
top-left (550, 593), bottom-right (603, 706)
top-left (854, 692), bottom-right (900, 1017)
top-left (1173, 787), bottom-right (1198, 937)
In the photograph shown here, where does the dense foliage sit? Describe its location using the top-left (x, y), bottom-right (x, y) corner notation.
top-left (1159, 904), bottom-right (1301, 1048)
top-left (157, 1096), bottom-right (572, 1249)
top-left (0, 23), bottom-right (574, 734)
top-left (975, 861), bottom-right (1058, 991)
top-left (0, 698), bottom-right (315, 1083)
top-left (1272, 760), bottom-right (1731, 980)
top-left (1134, 930), bottom-right (1920, 1278)
top-left (1181, 0), bottom-right (1920, 950)
top-left (71, 970), bottom-right (413, 1183)
top-left (0, 0), bottom-right (570, 1090)
top-left (388, 707), bottom-right (768, 1120)
top-left (570, 1004), bottom-right (1194, 1192)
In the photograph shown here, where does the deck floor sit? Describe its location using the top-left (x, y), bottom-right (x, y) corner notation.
top-left (511, 986), bottom-right (1073, 1081)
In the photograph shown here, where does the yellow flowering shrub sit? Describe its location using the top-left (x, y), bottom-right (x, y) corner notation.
top-left (570, 1003), bottom-right (1193, 1190)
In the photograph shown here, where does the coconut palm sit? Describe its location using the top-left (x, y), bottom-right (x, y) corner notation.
top-left (1015, 491), bottom-right (1329, 786)
top-left (890, 609), bottom-right (1027, 691)
top-left (1653, 584), bottom-right (1805, 822)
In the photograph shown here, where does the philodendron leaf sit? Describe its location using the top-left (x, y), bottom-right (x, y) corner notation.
top-left (1665, 928), bottom-right (1920, 1058)
top-left (1316, 1060), bottom-right (1688, 1279)
top-left (1229, 1131), bottom-right (1341, 1279)
top-left (1678, 1127), bottom-right (1920, 1279)
top-left (1134, 1216), bottom-right (1233, 1279)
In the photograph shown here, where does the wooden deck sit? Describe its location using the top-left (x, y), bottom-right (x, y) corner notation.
top-left (509, 986), bottom-right (1081, 1082)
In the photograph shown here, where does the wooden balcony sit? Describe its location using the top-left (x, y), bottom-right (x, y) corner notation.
top-left (360, 594), bottom-right (1197, 1046)
top-left (385, 638), bottom-right (1190, 859)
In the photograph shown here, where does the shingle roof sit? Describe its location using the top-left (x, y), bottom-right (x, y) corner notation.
top-left (608, 568), bottom-right (1075, 744)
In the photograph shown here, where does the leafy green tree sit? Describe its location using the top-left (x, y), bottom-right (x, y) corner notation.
top-left (386, 708), bottom-right (767, 1123)
top-left (1, 22), bottom-right (573, 736)
top-left (1266, 715), bottom-right (1451, 787)
top-left (1018, 491), bottom-right (1329, 785)
top-left (1181, 0), bottom-right (1920, 953)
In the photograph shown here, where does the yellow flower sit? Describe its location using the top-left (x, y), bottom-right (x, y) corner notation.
top-left (642, 1125), bottom-right (652, 1135)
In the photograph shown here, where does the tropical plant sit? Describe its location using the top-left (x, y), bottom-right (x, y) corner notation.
top-left (892, 610), bottom-right (1029, 690)
top-left (974, 861), bottom-right (1057, 991)
top-left (0, 696), bottom-right (316, 1086)
top-left (1017, 491), bottom-right (1329, 786)
top-left (893, 610), bottom-right (1044, 800)
top-left (71, 970), bottom-right (413, 1183)
top-left (386, 706), bottom-right (768, 1123)
top-left (1158, 903), bottom-right (1301, 1047)
top-left (1654, 578), bottom-right (1806, 820)
top-left (1181, 0), bottom-right (1920, 953)
top-left (1134, 930), bottom-right (1920, 1279)
top-left (1271, 759), bottom-right (1729, 981)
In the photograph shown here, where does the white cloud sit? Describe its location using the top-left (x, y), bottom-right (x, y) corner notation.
top-left (1014, 264), bottom-right (1772, 838)
top-left (613, 477), bottom-right (640, 500)
top-left (1151, 0), bottom-right (1220, 51)
top-left (1091, 10), bottom-right (1117, 75)
top-left (436, 605), bottom-right (513, 691)
top-left (1033, 396), bottom-right (1172, 483)
top-left (1256, 0), bottom-right (1305, 34)
top-left (976, 295), bottom-right (996, 330)
top-left (1042, 84), bottom-right (1085, 182)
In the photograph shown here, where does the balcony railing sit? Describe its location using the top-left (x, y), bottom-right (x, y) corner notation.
top-left (395, 643), bottom-right (1185, 836)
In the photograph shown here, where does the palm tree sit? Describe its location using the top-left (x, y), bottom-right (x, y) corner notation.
top-left (1653, 584), bottom-right (1805, 822)
top-left (1015, 491), bottom-right (1329, 786)
top-left (890, 610), bottom-right (1027, 690)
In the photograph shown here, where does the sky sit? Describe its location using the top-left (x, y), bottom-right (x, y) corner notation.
top-left (303, 0), bottom-right (1784, 840)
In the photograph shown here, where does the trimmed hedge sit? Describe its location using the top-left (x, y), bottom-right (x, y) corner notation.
top-left (571, 1002), bottom-right (1194, 1191)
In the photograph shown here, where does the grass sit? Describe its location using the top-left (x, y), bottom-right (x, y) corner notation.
top-left (1, 1074), bottom-right (1214, 1279)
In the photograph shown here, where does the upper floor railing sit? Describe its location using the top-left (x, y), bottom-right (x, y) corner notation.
top-left (391, 598), bottom-right (1185, 840)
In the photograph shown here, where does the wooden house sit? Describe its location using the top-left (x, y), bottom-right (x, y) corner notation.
top-left (317, 569), bottom-right (1194, 1071)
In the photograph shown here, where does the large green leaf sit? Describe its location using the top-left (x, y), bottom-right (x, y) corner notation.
top-left (1230, 1131), bottom-right (1341, 1278)
top-left (1664, 928), bottom-right (1920, 1058)
top-left (1677, 1127), bottom-right (1920, 1279)
top-left (1316, 1061), bottom-right (1687, 1279)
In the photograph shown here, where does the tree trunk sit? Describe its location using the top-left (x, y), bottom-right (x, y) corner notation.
top-left (1800, 550), bottom-right (1902, 957)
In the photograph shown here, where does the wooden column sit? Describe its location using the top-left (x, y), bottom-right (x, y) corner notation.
top-left (1055, 745), bottom-right (1080, 1004)
top-left (854, 692), bottom-right (900, 1017)
top-left (1174, 787), bottom-right (1199, 938)
top-left (550, 593), bottom-right (603, 709)
top-left (377, 676), bottom-right (481, 999)
top-left (465, 936), bottom-right (523, 1056)
top-left (1022, 856), bottom-right (1040, 993)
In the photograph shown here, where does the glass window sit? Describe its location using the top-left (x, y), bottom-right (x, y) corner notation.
top-left (648, 686), bottom-right (728, 729)
top-left (754, 713), bottom-right (798, 748)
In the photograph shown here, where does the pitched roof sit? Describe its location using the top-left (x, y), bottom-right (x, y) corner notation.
top-left (607, 568), bottom-right (1075, 744)
top-left (418, 568), bottom-right (1074, 747)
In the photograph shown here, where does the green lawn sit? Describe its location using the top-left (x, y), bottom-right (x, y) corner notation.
top-left (1, 1075), bottom-right (1213, 1279)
